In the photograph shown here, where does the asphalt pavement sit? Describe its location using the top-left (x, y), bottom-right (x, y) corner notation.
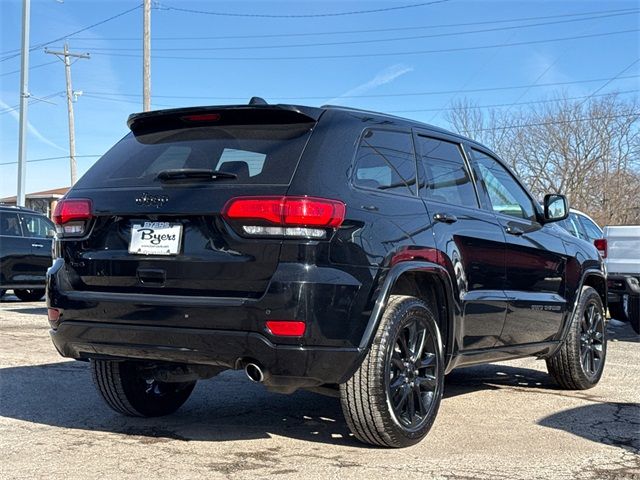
top-left (1, 293), bottom-right (638, 480)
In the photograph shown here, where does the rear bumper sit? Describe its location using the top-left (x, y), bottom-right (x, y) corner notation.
top-left (47, 258), bottom-right (376, 389)
top-left (50, 321), bottom-right (360, 389)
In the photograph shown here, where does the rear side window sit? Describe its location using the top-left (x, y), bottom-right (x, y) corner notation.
top-left (0, 212), bottom-right (22, 236)
top-left (353, 129), bottom-right (417, 196)
top-left (21, 214), bottom-right (52, 238)
top-left (76, 122), bottom-right (314, 188)
top-left (415, 135), bottom-right (478, 208)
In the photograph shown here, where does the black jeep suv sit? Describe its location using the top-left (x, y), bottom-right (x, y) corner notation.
top-left (1, 204), bottom-right (55, 301)
top-left (47, 101), bottom-right (607, 447)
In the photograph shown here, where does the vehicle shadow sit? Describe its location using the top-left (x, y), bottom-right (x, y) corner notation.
top-left (4, 307), bottom-right (47, 316)
top-left (443, 362), bottom-right (556, 399)
top-left (606, 320), bottom-right (639, 343)
top-left (0, 361), bottom-right (361, 447)
top-left (538, 402), bottom-right (640, 453)
top-left (0, 359), bottom-right (579, 447)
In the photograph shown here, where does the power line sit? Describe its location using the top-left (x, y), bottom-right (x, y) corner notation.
top-left (90, 28), bottom-right (639, 61)
top-left (67, 10), bottom-right (640, 52)
top-left (157, 0), bottom-right (450, 19)
top-left (578, 58), bottom-right (640, 107)
top-left (389, 90), bottom-right (639, 113)
top-left (469, 112), bottom-right (639, 133)
top-left (83, 74), bottom-right (640, 100)
top-left (81, 89), bottom-right (638, 114)
top-left (0, 155), bottom-right (101, 167)
top-left (0, 4), bottom-right (141, 62)
top-left (67, 7), bottom-right (639, 41)
top-left (0, 91), bottom-right (64, 115)
top-left (81, 93), bottom-right (175, 108)
top-left (0, 60), bottom-right (58, 77)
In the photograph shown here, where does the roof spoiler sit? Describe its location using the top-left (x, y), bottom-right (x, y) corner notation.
top-left (127, 98), bottom-right (323, 134)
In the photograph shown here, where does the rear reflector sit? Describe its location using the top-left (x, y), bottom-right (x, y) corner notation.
top-left (594, 238), bottom-right (607, 258)
top-left (266, 320), bottom-right (306, 337)
top-left (223, 196), bottom-right (345, 228)
top-left (47, 308), bottom-right (61, 328)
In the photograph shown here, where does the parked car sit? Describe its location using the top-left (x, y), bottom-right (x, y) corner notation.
top-left (47, 101), bottom-right (607, 448)
top-left (600, 225), bottom-right (640, 332)
top-left (0, 204), bottom-right (54, 301)
top-left (560, 209), bottom-right (603, 243)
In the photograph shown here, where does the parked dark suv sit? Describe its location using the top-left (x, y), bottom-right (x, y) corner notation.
top-left (0, 204), bottom-right (54, 301)
top-left (47, 101), bottom-right (607, 447)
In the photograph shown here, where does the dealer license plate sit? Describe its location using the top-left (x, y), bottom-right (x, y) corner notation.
top-left (129, 222), bottom-right (183, 256)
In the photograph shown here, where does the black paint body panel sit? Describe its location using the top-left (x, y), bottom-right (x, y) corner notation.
top-left (48, 105), bottom-right (605, 389)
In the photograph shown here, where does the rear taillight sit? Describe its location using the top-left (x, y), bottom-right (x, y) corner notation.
top-left (52, 199), bottom-right (93, 237)
top-left (594, 238), bottom-right (607, 258)
top-left (222, 196), bottom-right (345, 239)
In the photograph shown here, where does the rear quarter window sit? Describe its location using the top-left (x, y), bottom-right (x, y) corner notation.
top-left (352, 129), bottom-right (417, 196)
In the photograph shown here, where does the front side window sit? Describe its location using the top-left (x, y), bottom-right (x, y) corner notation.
top-left (416, 135), bottom-right (478, 208)
top-left (472, 150), bottom-right (536, 221)
top-left (353, 129), bottom-right (417, 196)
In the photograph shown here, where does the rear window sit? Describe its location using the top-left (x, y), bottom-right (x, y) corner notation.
top-left (76, 122), bottom-right (313, 188)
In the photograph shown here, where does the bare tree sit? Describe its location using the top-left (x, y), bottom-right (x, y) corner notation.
top-left (445, 93), bottom-right (640, 225)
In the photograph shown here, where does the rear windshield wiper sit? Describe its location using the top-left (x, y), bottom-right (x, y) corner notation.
top-left (156, 168), bottom-right (237, 181)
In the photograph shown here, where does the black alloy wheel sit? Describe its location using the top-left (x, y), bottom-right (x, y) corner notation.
top-left (340, 295), bottom-right (444, 448)
top-left (92, 360), bottom-right (196, 417)
top-left (13, 288), bottom-right (45, 301)
top-left (579, 301), bottom-right (605, 379)
top-left (546, 286), bottom-right (607, 390)
top-left (387, 317), bottom-right (439, 431)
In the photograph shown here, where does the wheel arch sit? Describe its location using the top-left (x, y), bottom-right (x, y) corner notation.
top-left (582, 271), bottom-right (607, 307)
top-left (548, 268), bottom-right (607, 358)
top-left (357, 261), bottom-right (456, 372)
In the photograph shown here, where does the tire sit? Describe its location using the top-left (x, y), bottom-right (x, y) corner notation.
top-left (546, 286), bottom-right (606, 390)
top-left (13, 288), bottom-right (45, 301)
top-left (340, 295), bottom-right (445, 448)
top-left (91, 360), bottom-right (196, 417)
top-left (628, 295), bottom-right (640, 334)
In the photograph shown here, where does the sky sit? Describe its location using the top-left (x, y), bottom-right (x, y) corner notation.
top-left (0, 0), bottom-right (638, 198)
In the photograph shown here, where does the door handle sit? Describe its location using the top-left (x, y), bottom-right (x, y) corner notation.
top-left (433, 213), bottom-right (458, 224)
top-left (31, 243), bottom-right (44, 248)
top-left (505, 225), bottom-right (525, 236)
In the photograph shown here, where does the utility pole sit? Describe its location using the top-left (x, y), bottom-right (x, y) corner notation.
top-left (143, 0), bottom-right (151, 111)
top-left (45, 43), bottom-right (89, 185)
top-left (16, 0), bottom-right (30, 207)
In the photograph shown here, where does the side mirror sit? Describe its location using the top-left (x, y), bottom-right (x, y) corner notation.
top-left (47, 228), bottom-right (56, 238)
top-left (543, 194), bottom-right (569, 222)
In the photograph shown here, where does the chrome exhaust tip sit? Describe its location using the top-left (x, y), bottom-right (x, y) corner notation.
top-left (245, 363), bottom-right (264, 383)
